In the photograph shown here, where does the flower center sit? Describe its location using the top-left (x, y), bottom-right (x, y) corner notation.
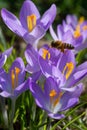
top-left (42, 49), bottom-right (50, 60)
top-left (11, 67), bottom-right (20, 89)
top-left (74, 25), bottom-right (81, 38)
top-left (62, 62), bottom-right (74, 80)
top-left (27, 14), bottom-right (36, 32)
top-left (49, 89), bottom-right (63, 108)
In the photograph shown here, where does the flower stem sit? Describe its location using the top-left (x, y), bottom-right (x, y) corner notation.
top-left (0, 96), bottom-right (8, 128)
top-left (9, 98), bottom-right (16, 130)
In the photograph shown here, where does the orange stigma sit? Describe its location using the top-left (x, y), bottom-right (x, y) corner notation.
top-left (27, 14), bottom-right (36, 32)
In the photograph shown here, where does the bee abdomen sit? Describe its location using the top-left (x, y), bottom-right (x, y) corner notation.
top-left (64, 43), bottom-right (74, 49)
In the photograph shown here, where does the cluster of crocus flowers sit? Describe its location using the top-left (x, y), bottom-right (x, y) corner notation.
top-left (1, 0), bottom-right (87, 121)
top-left (25, 45), bottom-right (87, 118)
top-left (50, 14), bottom-right (87, 52)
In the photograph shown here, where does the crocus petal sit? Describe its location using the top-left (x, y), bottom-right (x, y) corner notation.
top-left (57, 24), bottom-right (64, 40)
top-left (19, 0), bottom-right (40, 30)
top-left (0, 54), bottom-right (7, 68)
top-left (50, 25), bottom-right (58, 40)
top-left (48, 113), bottom-right (65, 119)
top-left (3, 47), bottom-right (13, 57)
top-left (75, 40), bottom-right (87, 51)
top-left (0, 91), bottom-right (12, 98)
top-left (29, 80), bottom-right (48, 110)
top-left (40, 4), bottom-right (57, 31)
top-left (39, 56), bottom-right (65, 85)
top-left (63, 30), bottom-right (75, 45)
top-left (1, 8), bottom-right (26, 37)
top-left (62, 21), bottom-right (74, 33)
top-left (0, 47), bottom-right (13, 68)
top-left (30, 25), bottom-right (46, 43)
top-left (57, 50), bottom-right (75, 72)
top-left (23, 25), bottom-right (45, 46)
top-left (60, 83), bottom-right (83, 111)
top-left (76, 61), bottom-right (87, 71)
top-left (23, 32), bottom-right (36, 44)
top-left (14, 77), bottom-right (31, 97)
top-left (65, 61), bottom-right (87, 88)
top-left (25, 44), bottom-right (40, 73)
top-left (66, 15), bottom-right (77, 28)
top-left (0, 71), bottom-right (13, 93)
top-left (74, 36), bottom-right (83, 47)
top-left (49, 48), bottom-right (61, 66)
top-left (44, 77), bottom-right (60, 99)
top-left (39, 56), bottom-right (61, 79)
top-left (31, 71), bottom-right (41, 82)
top-left (0, 68), bottom-right (5, 76)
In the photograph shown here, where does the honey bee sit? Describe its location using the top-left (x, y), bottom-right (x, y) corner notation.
top-left (51, 41), bottom-right (74, 52)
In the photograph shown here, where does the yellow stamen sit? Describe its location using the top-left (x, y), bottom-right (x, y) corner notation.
top-left (42, 49), bottom-right (50, 60)
top-left (78, 16), bottom-right (85, 24)
top-left (11, 67), bottom-right (20, 90)
top-left (15, 67), bottom-right (20, 88)
top-left (11, 70), bottom-right (15, 89)
top-left (49, 90), bottom-right (63, 107)
top-left (63, 62), bottom-right (74, 79)
top-left (74, 25), bottom-right (81, 38)
top-left (49, 89), bottom-right (57, 107)
top-left (27, 14), bottom-right (36, 32)
top-left (82, 25), bottom-right (87, 31)
top-left (53, 92), bottom-right (63, 107)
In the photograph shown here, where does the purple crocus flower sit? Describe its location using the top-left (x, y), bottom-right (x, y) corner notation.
top-left (50, 13), bottom-right (87, 52)
top-left (1, 0), bottom-right (56, 48)
top-left (63, 14), bottom-right (87, 51)
top-left (29, 77), bottom-right (83, 119)
top-left (25, 44), bottom-right (61, 81)
top-left (0, 47), bottom-right (13, 69)
top-left (39, 50), bottom-right (87, 88)
top-left (0, 57), bottom-right (30, 98)
top-left (50, 24), bottom-right (83, 52)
